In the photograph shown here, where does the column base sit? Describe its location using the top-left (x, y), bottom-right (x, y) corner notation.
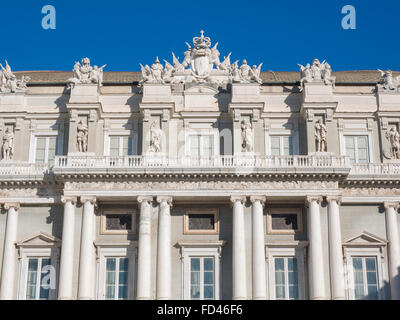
top-left (58, 296), bottom-right (73, 300)
top-left (77, 297), bottom-right (93, 300)
top-left (232, 296), bottom-right (247, 300)
top-left (136, 296), bottom-right (152, 300)
top-left (252, 296), bottom-right (267, 300)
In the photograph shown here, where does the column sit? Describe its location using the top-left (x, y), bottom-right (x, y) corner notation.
top-left (0, 203), bottom-right (20, 300)
top-left (58, 196), bottom-right (77, 300)
top-left (306, 196), bottom-right (326, 300)
top-left (250, 196), bottom-right (267, 300)
top-left (156, 196), bottom-right (172, 300)
top-left (230, 196), bottom-right (247, 300)
top-left (327, 196), bottom-right (345, 300)
top-left (136, 196), bottom-right (153, 300)
top-left (384, 202), bottom-right (400, 300)
top-left (77, 196), bottom-right (96, 300)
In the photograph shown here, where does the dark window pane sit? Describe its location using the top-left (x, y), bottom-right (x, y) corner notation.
top-left (188, 214), bottom-right (215, 230)
top-left (271, 213), bottom-right (298, 230)
top-left (105, 214), bottom-right (132, 231)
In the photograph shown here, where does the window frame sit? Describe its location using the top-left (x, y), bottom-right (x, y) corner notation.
top-left (104, 131), bottom-right (138, 156)
top-left (29, 131), bottom-right (62, 164)
top-left (339, 132), bottom-right (373, 164)
top-left (177, 241), bottom-right (225, 300)
top-left (266, 208), bottom-right (303, 235)
top-left (100, 209), bottom-right (136, 235)
top-left (17, 247), bottom-right (58, 300)
top-left (183, 209), bottom-right (219, 235)
top-left (268, 135), bottom-right (295, 156)
top-left (266, 244), bottom-right (307, 300)
top-left (344, 247), bottom-right (386, 300)
top-left (184, 128), bottom-right (219, 158)
top-left (265, 126), bottom-right (299, 157)
top-left (95, 245), bottom-right (136, 300)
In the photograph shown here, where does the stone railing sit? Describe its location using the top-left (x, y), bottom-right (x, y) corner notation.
top-left (0, 161), bottom-right (52, 178)
top-left (349, 162), bottom-right (400, 177)
top-left (53, 154), bottom-right (350, 170)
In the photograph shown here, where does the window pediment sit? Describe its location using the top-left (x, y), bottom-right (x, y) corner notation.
top-left (16, 232), bottom-right (61, 248)
top-left (343, 231), bottom-right (387, 247)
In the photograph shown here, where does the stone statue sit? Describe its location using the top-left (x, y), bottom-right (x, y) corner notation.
top-left (2, 127), bottom-right (14, 160)
top-left (298, 59), bottom-right (335, 91)
top-left (76, 120), bottom-right (88, 152)
top-left (0, 60), bottom-right (30, 93)
top-left (149, 121), bottom-right (162, 153)
top-left (241, 119), bottom-right (253, 152)
top-left (315, 119), bottom-right (327, 152)
top-left (378, 69), bottom-right (400, 91)
top-left (139, 31), bottom-right (262, 85)
top-left (67, 58), bottom-right (106, 89)
top-left (386, 127), bottom-right (400, 159)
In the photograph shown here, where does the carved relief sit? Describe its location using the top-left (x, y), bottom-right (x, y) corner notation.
top-left (299, 59), bottom-right (335, 91)
top-left (2, 127), bottom-right (14, 161)
top-left (0, 60), bottom-right (30, 93)
top-left (315, 119), bottom-right (327, 152)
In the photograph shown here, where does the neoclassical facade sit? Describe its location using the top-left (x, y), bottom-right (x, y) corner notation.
top-left (0, 32), bottom-right (400, 300)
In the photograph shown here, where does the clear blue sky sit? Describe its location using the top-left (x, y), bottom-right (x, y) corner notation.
top-left (1, 0), bottom-right (399, 72)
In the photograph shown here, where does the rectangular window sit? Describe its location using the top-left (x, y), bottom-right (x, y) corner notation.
top-left (345, 135), bottom-right (369, 163)
top-left (352, 257), bottom-right (379, 300)
top-left (270, 136), bottom-right (293, 156)
top-left (35, 136), bottom-right (57, 163)
top-left (190, 257), bottom-right (215, 300)
top-left (189, 135), bottom-right (214, 158)
top-left (105, 257), bottom-right (129, 300)
top-left (184, 209), bottom-right (219, 235)
top-left (267, 209), bottom-right (302, 234)
top-left (274, 257), bottom-right (299, 300)
top-left (109, 136), bottom-right (133, 156)
top-left (101, 211), bottom-right (136, 235)
top-left (25, 257), bottom-right (52, 300)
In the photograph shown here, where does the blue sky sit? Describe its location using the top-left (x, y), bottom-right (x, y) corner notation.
top-left (1, 0), bottom-right (399, 72)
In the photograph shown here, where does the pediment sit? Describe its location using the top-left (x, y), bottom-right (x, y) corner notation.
top-left (17, 232), bottom-right (61, 247)
top-left (184, 85), bottom-right (219, 95)
top-left (343, 231), bottom-right (387, 246)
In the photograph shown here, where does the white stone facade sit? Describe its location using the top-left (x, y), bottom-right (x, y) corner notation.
top-left (0, 33), bottom-right (400, 300)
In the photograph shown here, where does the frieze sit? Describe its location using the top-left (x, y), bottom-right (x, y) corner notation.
top-left (0, 187), bottom-right (62, 197)
top-left (64, 180), bottom-right (338, 192)
top-left (340, 186), bottom-right (400, 196)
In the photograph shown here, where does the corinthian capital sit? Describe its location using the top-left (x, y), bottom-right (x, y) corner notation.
top-left (249, 196), bottom-right (266, 206)
top-left (230, 195), bottom-right (247, 207)
top-left (305, 196), bottom-right (323, 206)
top-left (326, 195), bottom-right (342, 205)
top-left (4, 202), bottom-right (20, 210)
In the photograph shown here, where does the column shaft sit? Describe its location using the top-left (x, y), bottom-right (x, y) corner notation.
top-left (250, 196), bottom-right (267, 300)
top-left (327, 196), bottom-right (345, 300)
top-left (136, 196), bottom-right (153, 300)
top-left (0, 203), bottom-right (19, 300)
top-left (156, 196), bottom-right (172, 300)
top-left (231, 196), bottom-right (247, 300)
top-left (77, 197), bottom-right (96, 300)
top-left (306, 196), bottom-right (326, 300)
top-left (58, 197), bottom-right (77, 300)
top-left (385, 202), bottom-right (400, 300)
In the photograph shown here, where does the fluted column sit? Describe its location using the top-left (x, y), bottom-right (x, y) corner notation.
top-left (306, 196), bottom-right (326, 300)
top-left (58, 196), bottom-right (77, 300)
top-left (156, 196), bottom-right (172, 300)
top-left (77, 196), bottom-right (96, 300)
top-left (384, 202), bottom-right (400, 300)
top-left (136, 196), bottom-right (153, 300)
top-left (327, 196), bottom-right (345, 300)
top-left (0, 203), bottom-right (20, 300)
top-left (250, 196), bottom-right (267, 300)
top-left (230, 195), bottom-right (247, 300)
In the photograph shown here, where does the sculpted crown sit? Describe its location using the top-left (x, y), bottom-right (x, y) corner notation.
top-left (193, 30), bottom-right (211, 49)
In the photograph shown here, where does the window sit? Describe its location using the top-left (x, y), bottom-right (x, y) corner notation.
top-left (96, 246), bottom-right (135, 300)
top-left (352, 257), bottom-right (379, 300)
top-left (109, 136), bottom-right (133, 156)
top-left (270, 136), bottom-right (293, 156)
top-left (274, 257), bottom-right (299, 300)
top-left (178, 241), bottom-right (225, 300)
top-left (190, 135), bottom-right (214, 158)
top-left (105, 257), bottom-right (129, 300)
top-left (345, 135), bottom-right (369, 163)
top-left (190, 257), bottom-right (215, 300)
top-left (35, 136), bottom-right (57, 163)
top-left (184, 209), bottom-right (219, 235)
top-left (266, 245), bottom-right (307, 300)
top-left (101, 211), bottom-right (136, 235)
top-left (25, 257), bottom-right (52, 300)
top-left (267, 209), bottom-right (302, 234)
